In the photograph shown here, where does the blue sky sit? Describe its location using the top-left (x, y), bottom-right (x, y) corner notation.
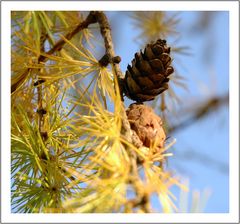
top-left (108, 11), bottom-right (229, 212)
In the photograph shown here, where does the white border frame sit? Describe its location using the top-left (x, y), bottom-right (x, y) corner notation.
top-left (1, 1), bottom-right (239, 223)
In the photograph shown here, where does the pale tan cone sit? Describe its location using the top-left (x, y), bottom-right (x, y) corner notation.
top-left (126, 104), bottom-right (166, 152)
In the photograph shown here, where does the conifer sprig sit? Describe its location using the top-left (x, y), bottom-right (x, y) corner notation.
top-left (11, 11), bottom-right (190, 213)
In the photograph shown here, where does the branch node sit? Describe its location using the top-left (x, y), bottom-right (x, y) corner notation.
top-left (40, 131), bottom-right (48, 140)
top-left (112, 56), bottom-right (121, 64)
top-left (98, 53), bottom-right (111, 67)
top-left (37, 108), bottom-right (47, 115)
top-left (99, 54), bottom-right (122, 67)
top-left (34, 79), bottom-right (45, 86)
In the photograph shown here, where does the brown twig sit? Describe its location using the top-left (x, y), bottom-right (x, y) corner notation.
top-left (11, 12), bottom-right (97, 94)
top-left (38, 12), bottom-right (97, 62)
top-left (168, 94), bottom-right (229, 134)
top-left (90, 11), bottom-right (125, 99)
top-left (126, 193), bottom-right (151, 213)
top-left (94, 11), bottom-right (150, 212)
top-left (37, 32), bottom-right (48, 137)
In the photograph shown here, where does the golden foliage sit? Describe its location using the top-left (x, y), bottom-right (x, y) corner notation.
top-left (11, 11), bottom-right (189, 213)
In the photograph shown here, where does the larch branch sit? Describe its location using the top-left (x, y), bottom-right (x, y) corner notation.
top-left (168, 94), bottom-right (229, 134)
top-left (91, 11), bottom-right (125, 99)
top-left (94, 11), bottom-right (151, 212)
top-left (11, 12), bottom-right (97, 94)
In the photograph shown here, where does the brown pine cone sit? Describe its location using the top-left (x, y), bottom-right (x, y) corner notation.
top-left (124, 39), bottom-right (174, 102)
top-left (126, 104), bottom-right (166, 151)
